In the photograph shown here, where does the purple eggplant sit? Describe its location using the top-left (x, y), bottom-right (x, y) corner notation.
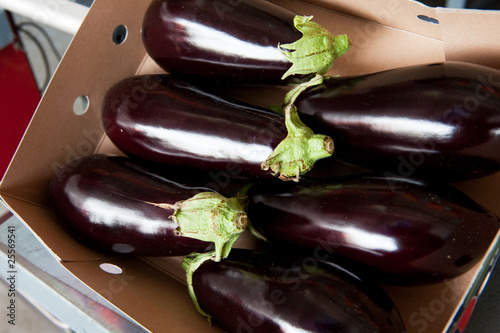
top-left (246, 174), bottom-right (500, 284)
top-left (184, 248), bottom-right (406, 333)
top-left (102, 74), bottom-right (334, 181)
top-left (294, 61), bottom-right (500, 181)
top-left (48, 154), bottom-right (250, 257)
top-left (142, 0), bottom-right (350, 83)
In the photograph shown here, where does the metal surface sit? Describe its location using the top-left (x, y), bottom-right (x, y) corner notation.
top-left (0, 208), bottom-right (148, 333)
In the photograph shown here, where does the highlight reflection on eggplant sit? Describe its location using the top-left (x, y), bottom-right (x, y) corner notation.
top-left (49, 154), bottom-right (219, 256)
top-left (247, 174), bottom-right (500, 284)
top-left (295, 62), bottom-right (500, 181)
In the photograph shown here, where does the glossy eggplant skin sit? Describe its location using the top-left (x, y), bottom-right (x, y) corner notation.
top-left (192, 248), bottom-right (406, 333)
top-left (142, 0), bottom-right (301, 83)
top-left (102, 74), bottom-right (286, 180)
top-left (247, 174), bottom-right (500, 284)
top-left (295, 62), bottom-right (500, 181)
top-left (49, 154), bottom-right (213, 256)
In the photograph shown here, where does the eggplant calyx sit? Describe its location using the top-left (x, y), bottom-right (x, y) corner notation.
top-left (170, 192), bottom-right (248, 261)
top-left (279, 15), bottom-right (351, 80)
top-left (182, 251), bottom-right (215, 322)
top-left (261, 104), bottom-right (334, 181)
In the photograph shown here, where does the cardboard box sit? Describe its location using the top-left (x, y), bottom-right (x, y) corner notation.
top-left (1, 0), bottom-right (500, 332)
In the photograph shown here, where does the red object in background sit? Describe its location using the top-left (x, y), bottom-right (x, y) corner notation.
top-left (0, 11), bottom-right (41, 180)
top-left (456, 297), bottom-right (478, 333)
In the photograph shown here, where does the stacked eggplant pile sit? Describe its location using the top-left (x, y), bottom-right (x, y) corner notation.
top-left (49, 1), bottom-right (500, 332)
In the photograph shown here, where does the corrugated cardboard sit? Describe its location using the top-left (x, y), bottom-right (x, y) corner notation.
top-left (1, 0), bottom-right (500, 332)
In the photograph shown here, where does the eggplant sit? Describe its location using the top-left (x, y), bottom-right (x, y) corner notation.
top-left (102, 74), bottom-right (334, 181)
top-left (294, 61), bottom-right (500, 181)
top-left (183, 248), bottom-right (406, 333)
top-left (142, 0), bottom-right (350, 83)
top-left (246, 174), bottom-right (500, 284)
top-left (49, 154), bottom-right (248, 258)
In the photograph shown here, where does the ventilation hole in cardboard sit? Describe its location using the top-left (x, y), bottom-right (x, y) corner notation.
top-left (112, 25), bottom-right (128, 45)
top-left (417, 15), bottom-right (439, 24)
top-left (99, 263), bottom-right (123, 275)
top-left (73, 95), bottom-right (89, 115)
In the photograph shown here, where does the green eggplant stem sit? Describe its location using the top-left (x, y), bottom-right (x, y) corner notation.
top-left (261, 74), bottom-right (335, 181)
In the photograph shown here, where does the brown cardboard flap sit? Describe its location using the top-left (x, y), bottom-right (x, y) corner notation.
top-left (62, 257), bottom-right (223, 333)
top-left (453, 172), bottom-right (500, 217)
top-left (382, 265), bottom-right (480, 333)
top-left (299, 0), bottom-right (443, 39)
top-left (437, 9), bottom-right (500, 70)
